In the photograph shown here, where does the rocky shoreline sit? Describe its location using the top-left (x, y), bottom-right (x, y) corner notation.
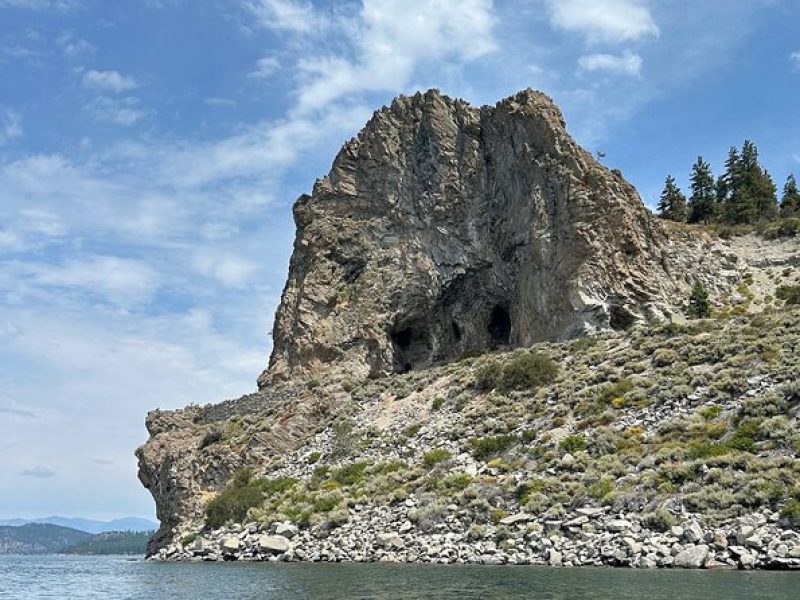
top-left (154, 504), bottom-right (800, 570)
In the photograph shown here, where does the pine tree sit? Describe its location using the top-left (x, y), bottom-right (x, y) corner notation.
top-left (657, 175), bottom-right (687, 222)
top-left (688, 156), bottom-right (716, 224)
top-left (781, 174), bottom-right (800, 217)
top-left (687, 281), bottom-right (711, 319)
top-left (725, 141), bottom-right (775, 224)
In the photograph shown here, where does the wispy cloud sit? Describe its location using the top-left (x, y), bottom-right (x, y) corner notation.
top-left (81, 69), bottom-right (138, 93)
top-left (19, 466), bottom-right (56, 478)
top-left (57, 33), bottom-right (95, 58)
top-left (0, 109), bottom-right (23, 145)
top-left (250, 56), bottom-right (280, 79)
top-left (244, 0), bottom-right (328, 34)
top-left (791, 51), bottom-right (800, 69)
top-left (85, 96), bottom-right (149, 126)
top-left (578, 50), bottom-right (642, 76)
top-left (266, 0), bottom-right (497, 115)
top-left (545, 0), bottom-right (658, 43)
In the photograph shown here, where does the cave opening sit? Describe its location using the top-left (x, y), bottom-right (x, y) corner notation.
top-left (487, 305), bottom-right (511, 346)
top-left (451, 321), bottom-right (462, 342)
top-left (390, 321), bottom-right (430, 374)
top-left (609, 305), bottom-right (636, 331)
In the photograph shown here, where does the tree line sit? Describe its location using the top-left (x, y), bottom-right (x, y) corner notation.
top-left (657, 140), bottom-right (800, 225)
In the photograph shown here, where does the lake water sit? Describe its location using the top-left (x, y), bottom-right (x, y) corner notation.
top-left (0, 555), bottom-right (797, 599)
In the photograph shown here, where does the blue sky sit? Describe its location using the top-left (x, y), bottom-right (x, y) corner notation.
top-left (0, 0), bottom-right (798, 520)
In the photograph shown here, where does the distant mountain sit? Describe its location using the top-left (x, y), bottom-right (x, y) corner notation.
top-left (0, 516), bottom-right (157, 534)
top-left (62, 530), bottom-right (151, 556)
top-left (0, 524), bottom-right (91, 555)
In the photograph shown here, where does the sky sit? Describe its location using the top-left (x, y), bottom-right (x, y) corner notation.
top-left (0, 0), bottom-right (798, 521)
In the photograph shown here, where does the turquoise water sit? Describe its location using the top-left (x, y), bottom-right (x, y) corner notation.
top-left (0, 555), bottom-right (797, 599)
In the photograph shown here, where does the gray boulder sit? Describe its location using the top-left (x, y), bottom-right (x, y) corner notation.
top-left (673, 545), bottom-right (709, 568)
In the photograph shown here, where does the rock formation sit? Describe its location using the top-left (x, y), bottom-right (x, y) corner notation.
top-left (262, 88), bottom-right (721, 386)
top-left (138, 88), bottom-right (771, 558)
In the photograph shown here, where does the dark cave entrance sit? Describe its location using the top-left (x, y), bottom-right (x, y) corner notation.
top-left (609, 305), bottom-right (636, 331)
top-left (487, 305), bottom-right (511, 346)
top-left (390, 321), bottom-right (431, 374)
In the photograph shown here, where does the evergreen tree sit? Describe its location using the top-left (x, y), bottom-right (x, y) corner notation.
top-left (688, 156), bottom-right (716, 224)
top-left (657, 175), bottom-right (687, 222)
top-left (724, 141), bottom-right (776, 224)
top-left (687, 281), bottom-right (711, 319)
top-left (781, 174), bottom-right (800, 217)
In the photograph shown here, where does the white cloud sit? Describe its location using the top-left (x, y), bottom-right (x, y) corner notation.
top-left (205, 97), bottom-right (237, 108)
top-left (81, 69), bottom-right (138, 93)
top-left (791, 51), bottom-right (800, 68)
top-left (0, 109), bottom-right (23, 145)
top-left (285, 0), bottom-right (497, 114)
top-left (20, 255), bottom-right (160, 305)
top-left (578, 50), bottom-right (642, 76)
top-left (244, 0), bottom-right (327, 33)
top-left (85, 96), bottom-right (148, 126)
top-left (57, 33), bottom-right (95, 58)
top-left (546, 0), bottom-right (658, 43)
top-left (194, 252), bottom-right (260, 287)
top-left (250, 56), bottom-right (281, 79)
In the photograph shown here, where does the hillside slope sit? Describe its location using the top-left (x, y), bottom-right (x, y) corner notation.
top-left (149, 308), bottom-right (799, 568)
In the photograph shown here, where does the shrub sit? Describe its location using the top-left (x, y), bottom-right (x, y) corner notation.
top-left (687, 281), bottom-right (711, 319)
top-left (781, 500), bottom-right (800, 526)
top-left (332, 461), bottom-right (369, 486)
top-left (402, 423), bottom-right (422, 438)
top-left (423, 448), bottom-right (452, 469)
top-left (431, 397), bottom-right (445, 411)
top-left (652, 348), bottom-right (678, 367)
top-left (468, 434), bottom-right (518, 460)
top-left (307, 451), bottom-right (322, 464)
top-left (776, 285), bottom-right (800, 306)
top-left (439, 473), bottom-right (472, 492)
top-left (642, 509), bottom-right (676, 532)
top-left (205, 469), bottom-right (293, 528)
top-left (559, 434), bottom-right (587, 454)
top-left (331, 419), bottom-right (357, 457)
top-left (312, 493), bottom-right (341, 513)
top-left (475, 360), bottom-right (502, 390)
top-left (498, 352), bottom-right (559, 392)
top-left (598, 378), bottom-right (635, 406)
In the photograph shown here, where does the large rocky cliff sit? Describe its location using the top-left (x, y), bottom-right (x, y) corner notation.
top-left (137, 89), bottom-right (800, 563)
top-left (262, 89), bottom-right (728, 386)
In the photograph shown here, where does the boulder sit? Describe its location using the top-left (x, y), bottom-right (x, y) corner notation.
top-left (219, 536), bottom-right (240, 554)
top-left (257, 535), bottom-right (291, 553)
top-left (673, 545), bottom-right (709, 568)
top-left (684, 521), bottom-right (704, 544)
top-left (499, 513), bottom-right (533, 526)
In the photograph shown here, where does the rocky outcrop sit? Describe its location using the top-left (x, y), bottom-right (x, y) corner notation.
top-left (263, 88), bottom-right (730, 386)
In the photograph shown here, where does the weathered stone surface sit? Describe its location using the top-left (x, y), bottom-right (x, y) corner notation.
top-left (261, 88), bottom-right (728, 386)
top-left (673, 545), bottom-right (709, 568)
top-left (258, 535), bottom-right (291, 553)
top-left (220, 536), bottom-right (240, 554)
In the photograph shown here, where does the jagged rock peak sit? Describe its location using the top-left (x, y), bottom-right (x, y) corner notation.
top-left (259, 88), bottom-right (717, 387)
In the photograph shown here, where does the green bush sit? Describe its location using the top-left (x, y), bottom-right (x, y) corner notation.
top-left (332, 461), bottom-right (369, 486)
top-left (781, 499), bottom-right (800, 526)
top-left (307, 451), bottom-right (321, 464)
top-left (423, 448), bottom-right (452, 469)
top-left (205, 469), bottom-right (295, 528)
top-left (642, 509), bottom-right (676, 532)
top-left (475, 360), bottom-right (502, 390)
top-left (498, 352), bottom-right (559, 392)
top-left (475, 352), bottom-right (559, 392)
top-left (431, 397), bottom-right (445, 410)
top-left (776, 285), bottom-right (800, 306)
top-left (468, 434), bottom-right (518, 460)
top-left (559, 434), bottom-right (587, 453)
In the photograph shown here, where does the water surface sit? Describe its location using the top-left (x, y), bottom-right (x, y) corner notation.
top-left (0, 555), bottom-right (797, 599)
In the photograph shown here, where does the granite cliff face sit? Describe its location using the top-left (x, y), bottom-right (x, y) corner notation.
top-left (262, 89), bottom-right (721, 386)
